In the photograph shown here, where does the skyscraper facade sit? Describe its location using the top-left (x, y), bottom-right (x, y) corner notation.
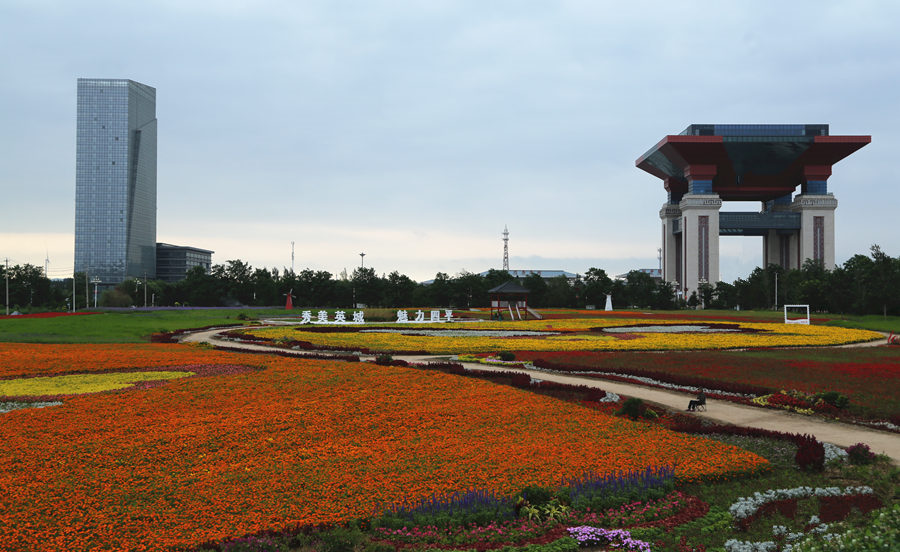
top-left (74, 78), bottom-right (157, 285)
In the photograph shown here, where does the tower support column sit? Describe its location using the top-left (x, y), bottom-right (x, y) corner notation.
top-left (659, 203), bottom-right (681, 286)
top-left (791, 194), bottom-right (838, 269)
top-left (679, 194), bottom-right (722, 298)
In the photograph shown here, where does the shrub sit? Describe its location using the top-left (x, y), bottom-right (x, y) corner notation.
top-left (319, 524), bottom-right (365, 552)
top-left (795, 435), bottom-right (825, 472)
top-left (616, 397), bottom-right (645, 420)
top-left (816, 390), bottom-right (849, 409)
top-left (498, 351), bottom-right (516, 361)
top-left (846, 442), bottom-right (877, 465)
top-left (520, 485), bottom-right (554, 506)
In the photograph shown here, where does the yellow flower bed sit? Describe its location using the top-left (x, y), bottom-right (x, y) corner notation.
top-left (239, 318), bottom-right (880, 354)
top-left (0, 371), bottom-right (194, 397)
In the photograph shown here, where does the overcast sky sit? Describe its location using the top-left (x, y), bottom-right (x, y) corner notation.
top-left (2, 0), bottom-right (897, 283)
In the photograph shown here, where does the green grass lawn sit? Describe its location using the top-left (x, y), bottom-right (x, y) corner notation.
top-left (0, 309), bottom-right (286, 343)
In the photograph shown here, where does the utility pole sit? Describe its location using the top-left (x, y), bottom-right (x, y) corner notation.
top-left (143, 272), bottom-right (148, 307)
top-left (72, 271), bottom-right (76, 312)
top-left (774, 272), bottom-right (779, 310)
top-left (4, 258), bottom-right (8, 316)
top-left (291, 241), bottom-right (295, 273)
top-left (85, 272), bottom-right (89, 309)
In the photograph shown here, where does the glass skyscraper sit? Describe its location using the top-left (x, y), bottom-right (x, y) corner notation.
top-left (74, 78), bottom-right (157, 284)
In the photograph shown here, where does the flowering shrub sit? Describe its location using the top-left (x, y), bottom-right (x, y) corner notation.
top-left (567, 527), bottom-right (651, 551)
top-left (376, 488), bottom-right (515, 529)
top-left (846, 443), bottom-right (877, 465)
top-left (795, 435), bottom-right (825, 472)
top-left (562, 466), bottom-right (675, 512)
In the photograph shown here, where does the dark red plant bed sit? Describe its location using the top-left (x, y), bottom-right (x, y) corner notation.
top-left (0, 311), bottom-right (101, 319)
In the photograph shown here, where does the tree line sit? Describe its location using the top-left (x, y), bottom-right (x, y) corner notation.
top-left (2, 245), bottom-right (897, 315)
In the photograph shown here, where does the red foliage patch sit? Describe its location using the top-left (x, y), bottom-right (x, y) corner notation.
top-left (0, 311), bottom-right (101, 320)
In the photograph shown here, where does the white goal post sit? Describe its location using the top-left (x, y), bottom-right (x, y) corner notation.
top-left (784, 304), bottom-right (810, 325)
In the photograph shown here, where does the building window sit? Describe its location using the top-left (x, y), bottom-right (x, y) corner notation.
top-left (698, 216), bottom-right (709, 282)
top-left (813, 216), bottom-right (825, 263)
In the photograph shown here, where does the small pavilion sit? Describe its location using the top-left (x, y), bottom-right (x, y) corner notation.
top-left (488, 281), bottom-right (531, 320)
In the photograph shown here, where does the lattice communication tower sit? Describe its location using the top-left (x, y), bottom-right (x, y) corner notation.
top-left (502, 225), bottom-right (509, 271)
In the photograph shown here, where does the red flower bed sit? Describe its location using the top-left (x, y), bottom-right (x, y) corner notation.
top-left (0, 311), bottom-right (100, 319)
top-left (515, 349), bottom-right (900, 421)
top-left (818, 494), bottom-right (883, 523)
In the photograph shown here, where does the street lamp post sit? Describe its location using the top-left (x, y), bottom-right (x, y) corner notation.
top-left (91, 277), bottom-right (101, 308)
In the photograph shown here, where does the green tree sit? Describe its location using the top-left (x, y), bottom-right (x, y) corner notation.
top-left (384, 271), bottom-right (416, 307)
top-left (624, 270), bottom-right (656, 308)
top-left (522, 273), bottom-right (549, 307)
top-left (425, 272), bottom-right (453, 307)
top-left (545, 275), bottom-right (576, 308)
top-left (450, 271), bottom-right (487, 308)
top-left (252, 267), bottom-right (280, 306)
top-left (711, 281), bottom-right (736, 309)
top-left (867, 245), bottom-right (900, 316)
top-left (351, 266), bottom-right (380, 307)
top-left (583, 267), bottom-right (613, 307)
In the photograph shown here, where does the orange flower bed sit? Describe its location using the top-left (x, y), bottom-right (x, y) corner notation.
top-left (0, 343), bottom-right (767, 551)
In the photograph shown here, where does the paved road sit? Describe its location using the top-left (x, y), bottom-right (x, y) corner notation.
top-left (182, 328), bottom-right (900, 464)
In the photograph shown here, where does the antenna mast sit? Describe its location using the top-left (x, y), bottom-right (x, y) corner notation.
top-left (291, 241), bottom-right (295, 273)
top-left (502, 225), bottom-right (509, 271)
top-left (45, 251), bottom-right (50, 277)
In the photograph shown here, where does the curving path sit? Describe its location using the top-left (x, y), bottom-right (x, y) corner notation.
top-left (181, 327), bottom-right (900, 464)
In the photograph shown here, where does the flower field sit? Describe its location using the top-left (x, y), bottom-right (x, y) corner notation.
top-left (239, 317), bottom-right (881, 354)
top-left (512, 348), bottom-right (900, 421)
top-left (0, 343), bottom-right (768, 551)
